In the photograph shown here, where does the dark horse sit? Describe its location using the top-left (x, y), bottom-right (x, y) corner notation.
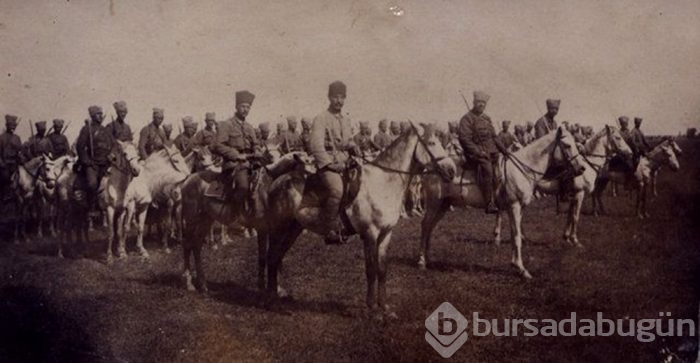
top-left (179, 151), bottom-right (317, 293)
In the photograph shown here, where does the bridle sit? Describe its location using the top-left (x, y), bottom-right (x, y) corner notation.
top-left (505, 131), bottom-right (582, 182)
top-left (359, 121), bottom-right (450, 179)
top-left (111, 145), bottom-right (140, 177)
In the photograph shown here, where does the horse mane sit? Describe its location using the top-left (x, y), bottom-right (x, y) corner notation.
top-left (371, 126), bottom-right (420, 165)
top-left (583, 126), bottom-right (609, 155)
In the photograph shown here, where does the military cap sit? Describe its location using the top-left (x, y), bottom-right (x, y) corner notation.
top-left (618, 116), bottom-right (629, 125)
top-left (259, 122), bottom-right (270, 132)
top-left (390, 120), bottom-right (400, 129)
top-left (5, 114), bottom-right (18, 127)
top-left (276, 122), bottom-right (285, 131)
top-left (286, 115), bottom-right (297, 123)
top-left (113, 101), bottom-right (127, 112)
top-left (53, 119), bottom-right (64, 127)
top-left (502, 120), bottom-right (511, 128)
top-left (473, 91), bottom-right (490, 103)
top-left (35, 120), bottom-right (47, 129)
top-left (634, 117), bottom-right (643, 125)
top-left (359, 121), bottom-right (370, 128)
top-left (162, 123), bottom-right (173, 132)
top-left (205, 112), bottom-right (216, 121)
top-left (514, 125), bottom-right (524, 132)
top-left (526, 121), bottom-right (534, 128)
top-left (182, 116), bottom-right (196, 128)
top-left (153, 108), bottom-right (164, 117)
top-left (235, 90), bottom-right (255, 106)
top-left (546, 99), bottom-right (561, 109)
top-left (328, 81), bottom-right (347, 96)
top-left (378, 118), bottom-right (388, 127)
top-left (400, 121), bottom-right (411, 130)
top-left (301, 117), bottom-right (311, 127)
top-left (88, 105), bottom-right (102, 117)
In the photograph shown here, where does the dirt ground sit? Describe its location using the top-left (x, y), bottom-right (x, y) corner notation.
top-left (1, 139), bottom-right (699, 362)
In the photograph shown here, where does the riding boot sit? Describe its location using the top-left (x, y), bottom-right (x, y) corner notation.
top-left (322, 198), bottom-right (345, 245)
top-left (481, 181), bottom-right (498, 214)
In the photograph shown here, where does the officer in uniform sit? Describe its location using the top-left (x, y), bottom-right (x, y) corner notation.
top-left (0, 115), bottom-right (24, 200)
top-left (630, 117), bottom-right (650, 158)
top-left (309, 81), bottom-right (358, 244)
top-left (25, 121), bottom-right (53, 159)
top-left (258, 122), bottom-right (274, 151)
top-left (138, 108), bottom-right (167, 160)
top-left (193, 112), bottom-right (218, 147)
top-left (174, 116), bottom-right (198, 156)
top-left (514, 125), bottom-right (527, 146)
top-left (373, 119), bottom-right (392, 150)
top-left (497, 120), bottom-right (517, 150)
top-left (534, 99), bottom-right (560, 139)
top-left (211, 90), bottom-right (262, 216)
top-left (48, 119), bottom-right (70, 157)
top-left (457, 91), bottom-right (506, 214)
top-left (105, 101), bottom-right (133, 142)
top-left (571, 123), bottom-right (586, 144)
top-left (75, 106), bottom-right (114, 209)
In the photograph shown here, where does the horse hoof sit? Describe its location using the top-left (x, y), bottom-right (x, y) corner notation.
top-left (277, 286), bottom-right (290, 298)
top-left (105, 254), bottom-right (114, 264)
top-left (57, 251), bottom-right (64, 259)
top-left (521, 270), bottom-right (533, 279)
top-left (493, 238), bottom-right (501, 246)
top-left (211, 244), bottom-right (219, 251)
top-left (139, 250), bottom-right (150, 259)
top-left (418, 259), bottom-right (427, 270)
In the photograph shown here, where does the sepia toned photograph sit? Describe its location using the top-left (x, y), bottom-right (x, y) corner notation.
top-left (1, 0), bottom-right (699, 361)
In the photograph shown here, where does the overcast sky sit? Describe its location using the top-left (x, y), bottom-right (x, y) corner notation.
top-left (1, 0), bottom-right (699, 141)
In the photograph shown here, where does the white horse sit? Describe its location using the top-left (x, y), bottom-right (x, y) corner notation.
top-left (650, 138), bottom-right (682, 197)
top-left (122, 145), bottom-right (192, 258)
top-left (264, 123), bottom-right (456, 318)
top-left (419, 127), bottom-right (586, 279)
top-left (593, 140), bottom-right (680, 218)
top-left (535, 125), bottom-right (632, 246)
top-left (11, 155), bottom-right (56, 244)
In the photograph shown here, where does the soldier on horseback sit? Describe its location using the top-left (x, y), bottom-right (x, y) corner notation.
top-left (75, 106), bottom-right (114, 210)
top-left (280, 116), bottom-right (303, 154)
top-left (193, 112), bottom-right (218, 148)
top-left (138, 108), bottom-right (167, 160)
top-left (25, 121), bottom-right (53, 159)
top-left (373, 119), bottom-right (392, 150)
top-left (48, 119), bottom-right (70, 157)
top-left (174, 116), bottom-right (198, 156)
top-left (211, 90), bottom-right (263, 218)
top-left (0, 115), bottom-right (24, 201)
top-left (457, 91), bottom-right (507, 214)
top-left (105, 101), bottom-right (133, 142)
top-left (309, 81), bottom-right (360, 244)
top-left (534, 99), bottom-right (560, 139)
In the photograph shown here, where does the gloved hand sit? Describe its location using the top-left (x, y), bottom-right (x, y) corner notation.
top-left (324, 162), bottom-right (345, 173)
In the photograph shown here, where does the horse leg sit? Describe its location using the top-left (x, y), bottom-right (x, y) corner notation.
top-left (494, 211), bottom-right (504, 246)
top-left (361, 228), bottom-right (379, 311)
top-left (208, 223), bottom-right (218, 250)
top-left (419, 201), bottom-right (448, 269)
top-left (105, 206), bottom-right (116, 262)
top-left (508, 203), bottom-right (531, 279)
top-left (611, 182), bottom-right (618, 197)
top-left (162, 206), bottom-right (172, 254)
top-left (569, 191), bottom-right (585, 247)
top-left (193, 243), bottom-right (207, 294)
top-left (135, 204), bottom-right (150, 258)
top-left (266, 222), bottom-right (303, 299)
top-left (376, 228), bottom-right (397, 319)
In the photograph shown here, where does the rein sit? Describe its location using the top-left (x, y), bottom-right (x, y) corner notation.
top-left (503, 133), bottom-right (581, 182)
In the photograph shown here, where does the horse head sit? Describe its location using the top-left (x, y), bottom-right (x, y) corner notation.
top-left (113, 140), bottom-right (141, 177)
top-left (552, 127), bottom-right (586, 176)
top-left (411, 122), bottom-right (456, 182)
top-left (162, 144), bottom-right (191, 175)
top-left (658, 144), bottom-right (680, 171)
top-left (291, 152), bottom-right (317, 175)
top-left (604, 125), bottom-right (633, 158)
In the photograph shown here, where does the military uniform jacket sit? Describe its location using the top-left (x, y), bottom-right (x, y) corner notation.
top-left (193, 128), bottom-right (217, 147)
top-left (174, 133), bottom-right (196, 156)
top-left (457, 111), bottom-right (501, 156)
top-left (373, 131), bottom-right (392, 149)
top-left (534, 115), bottom-right (557, 139)
top-left (48, 131), bottom-right (70, 157)
top-left (212, 116), bottom-right (259, 168)
top-left (630, 128), bottom-right (650, 153)
top-left (0, 132), bottom-right (23, 166)
top-left (353, 133), bottom-right (379, 154)
top-left (24, 135), bottom-right (53, 159)
top-left (138, 123), bottom-right (167, 160)
top-left (309, 109), bottom-right (353, 168)
top-left (105, 120), bottom-right (133, 142)
top-left (76, 121), bottom-right (114, 165)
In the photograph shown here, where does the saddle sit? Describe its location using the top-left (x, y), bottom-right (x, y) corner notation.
top-left (202, 169), bottom-right (227, 201)
top-left (301, 158), bottom-right (362, 233)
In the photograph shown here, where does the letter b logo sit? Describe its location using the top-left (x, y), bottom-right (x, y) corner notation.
top-left (426, 302), bottom-right (469, 358)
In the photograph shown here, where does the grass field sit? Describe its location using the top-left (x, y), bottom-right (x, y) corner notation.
top-left (1, 139), bottom-right (699, 362)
